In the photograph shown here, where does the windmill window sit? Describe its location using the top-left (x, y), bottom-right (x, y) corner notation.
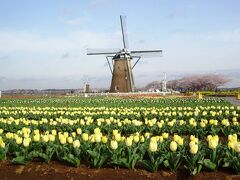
top-left (115, 86), bottom-right (119, 91)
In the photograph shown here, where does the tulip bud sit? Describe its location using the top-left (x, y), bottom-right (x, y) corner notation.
top-left (234, 142), bottom-right (240, 153)
top-left (23, 138), bottom-right (31, 147)
top-left (73, 140), bottom-right (80, 148)
top-left (170, 141), bottom-right (178, 152)
top-left (101, 136), bottom-right (108, 144)
top-left (82, 133), bottom-right (89, 141)
top-left (190, 144), bottom-right (198, 154)
top-left (16, 137), bottom-right (23, 145)
top-left (125, 137), bottom-right (133, 147)
top-left (149, 141), bottom-right (158, 152)
top-left (110, 140), bottom-right (118, 150)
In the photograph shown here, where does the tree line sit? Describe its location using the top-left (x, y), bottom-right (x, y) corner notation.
top-left (145, 74), bottom-right (230, 92)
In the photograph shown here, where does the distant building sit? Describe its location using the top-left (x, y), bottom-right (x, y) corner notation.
top-left (83, 83), bottom-right (90, 93)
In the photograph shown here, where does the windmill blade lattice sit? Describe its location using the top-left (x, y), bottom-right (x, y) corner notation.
top-left (120, 15), bottom-right (129, 49)
top-left (87, 48), bottom-right (121, 55)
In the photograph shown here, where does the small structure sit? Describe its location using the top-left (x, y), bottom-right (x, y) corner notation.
top-left (83, 83), bottom-right (90, 93)
top-left (160, 72), bottom-right (167, 92)
top-left (237, 94), bottom-right (240, 100)
top-left (197, 92), bottom-right (203, 100)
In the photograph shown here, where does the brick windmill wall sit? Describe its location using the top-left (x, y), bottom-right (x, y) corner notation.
top-left (110, 58), bottom-right (134, 92)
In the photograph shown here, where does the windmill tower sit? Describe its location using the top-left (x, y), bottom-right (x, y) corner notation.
top-left (83, 82), bottom-right (90, 93)
top-left (83, 77), bottom-right (90, 93)
top-left (161, 72), bottom-right (167, 92)
top-left (87, 15), bottom-right (162, 92)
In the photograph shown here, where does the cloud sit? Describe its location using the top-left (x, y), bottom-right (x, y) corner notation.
top-left (0, 76), bottom-right (7, 82)
top-left (88, 0), bottom-right (112, 9)
top-left (58, 8), bottom-right (75, 17)
top-left (168, 28), bottom-right (240, 43)
top-left (138, 40), bottom-right (146, 44)
top-left (0, 31), bottom-right (72, 53)
top-left (0, 30), bottom-right (121, 54)
top-left (63, 16), bottom-right (90, 26)
top-left (61, 52), bottom-right (70, 59)
top-left (167, 9), bottom-right (186, 19)
top-left (0, 55), bottom-right (9, 60)
top-left (205, 29), bottom-right (240, 42)
top-left (0, 29), bottom-right (123, 89)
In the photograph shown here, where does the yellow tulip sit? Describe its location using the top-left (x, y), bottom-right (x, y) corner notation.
top-left (125, 137), bottom-right (133, 147)
top-left (94, 128), bottom-right (101, 134)
top-left (67, 137), bottom-right (73, 144)
top-left (149, 141), bottom-right (158, 152)
top-left (23, 138), bottom-right (31, 147)
top-left (73, 140), bottom-right (80, 148)
top-left (33, 134), bottom-right (40, 142)
top-left (234, 142), bottom-right (240, 153)
top-left (82, 133), bottom-right (89, 141)
top-left (190, 144), bottom-right (198, 154)
top-left (16, 137), bottom-right (23, 145)
top-left (101, 136), bottom-right (108, 144)
top-left (49, 134), bottom-right (55, 142)
top-left (110, 140), bottom-right (118, 150)
top-left (178, 138), bottom-right (184, 146)
top-left (42, 135), bottom-right (49, 143)
top-left (162, 133), bottom-right (169, 139)
top-left (94, 133), bottom-right (101, 143)
top-left (170, 141), bottom-right (178, 152)
top-left (0, 139), bottom-right (5, 148)
top-left (133, 135), bottom-right (139, 143)
top-left (60, 136), bottom-right (67, 145)
top-left (208, 139), bottom-right (218, 150)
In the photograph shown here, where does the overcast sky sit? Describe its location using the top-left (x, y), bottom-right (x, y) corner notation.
top-left (0, 0), bottom-right (240, 90)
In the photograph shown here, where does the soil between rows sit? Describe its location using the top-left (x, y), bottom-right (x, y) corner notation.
top-left (0, 161), bottom-right (239, 180)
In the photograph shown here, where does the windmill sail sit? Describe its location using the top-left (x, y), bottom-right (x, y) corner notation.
top-left (120, 15), bottom-right (129, 49)
top-left (87, 48), bottom-right (121, 55)
top-left (130, 50), bottom-right (162, 58)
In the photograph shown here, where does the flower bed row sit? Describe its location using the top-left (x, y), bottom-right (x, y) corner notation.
top-left (0, 127), bottom-right (240, 175)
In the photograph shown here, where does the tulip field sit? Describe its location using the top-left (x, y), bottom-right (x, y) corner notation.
top-left (0, 97), bottom-right (239, 176)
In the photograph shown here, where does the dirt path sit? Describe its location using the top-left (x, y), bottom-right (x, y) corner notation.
top-left (0, 161), bottom-right (239, 180)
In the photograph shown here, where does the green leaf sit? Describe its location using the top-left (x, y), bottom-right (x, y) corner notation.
top-left (0, 146), bottom-right (8, 161)
top-left (203, 159), bottom-right (216, 171)
top-left (139, 160), bottom-right (156, 172)
top-left (11, 156), bottom-right (28, 165)
top-left (97, 154), bottom-right (108, 168)
top-left (87, 150), bottom-right (98, 158)
top-left (27, 150), bottom-right (40, 159)
top-left (192, 167), bottom-right (198, 175)
top-left (163, 160), bottom-right (170, 168)
top-left (222, 161), bottom-right (230, 167)
top-left (38, 152), bottom-right (50, 163)
top-left (118, 158), bottom-right (129, 168)
top-left (62, 154), bottom-right (80, 167)
top-left (197, 164), bottom-right (202, 173)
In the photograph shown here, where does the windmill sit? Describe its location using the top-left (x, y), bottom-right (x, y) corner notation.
top-left (87, 15), bottom-right (162, 92)
top-left (82, 76), bottom-right (90, 93)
